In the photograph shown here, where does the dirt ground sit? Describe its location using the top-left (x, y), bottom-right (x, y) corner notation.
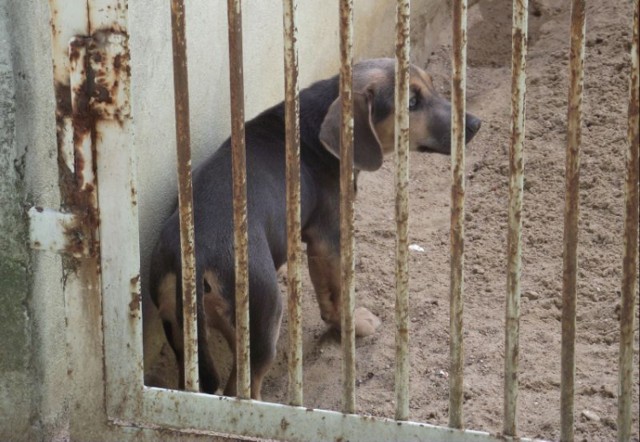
top-left (146, 0), bottom-right (639, 440)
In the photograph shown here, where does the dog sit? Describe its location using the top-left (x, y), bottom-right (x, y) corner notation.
top-left (149, 58), bottom-right (481, 400)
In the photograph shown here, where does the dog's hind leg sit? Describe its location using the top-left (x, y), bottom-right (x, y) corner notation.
top-left (156, 273), bottom-right (187, 388)
top-left (221, 256), bottom-right (283, 401)
top-left (156, 269), bottom-right (220, 393)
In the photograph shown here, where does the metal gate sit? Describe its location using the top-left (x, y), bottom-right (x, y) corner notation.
top-left (28, 0), bottom-right (638, 440)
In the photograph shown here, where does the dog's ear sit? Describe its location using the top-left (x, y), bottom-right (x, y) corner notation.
top-left (319, 90), bottom-right (384, 171)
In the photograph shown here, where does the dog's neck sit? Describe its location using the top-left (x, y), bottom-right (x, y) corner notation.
top-left (246, 74), bottom-right (359, 189)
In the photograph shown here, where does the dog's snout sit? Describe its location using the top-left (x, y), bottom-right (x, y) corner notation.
top-left (467, 115), bottom-right (481, 134)
top-left (465, 114), bottom-right (481, 142)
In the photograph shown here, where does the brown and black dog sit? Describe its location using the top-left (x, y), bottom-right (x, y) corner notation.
top-left (149, 58), bottom-right (481, 400)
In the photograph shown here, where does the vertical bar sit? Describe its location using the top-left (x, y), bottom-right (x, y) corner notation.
top-left (449, 0), bottom-right (467, 430)
top-left (283, 0), bottom-right (303, 407)
top-left (90, 31), bottom-right (143, 417)
top-left (227, 0), bottom-right (251, 400)
top-left (169, 0), bottom-right (199, 393)
top-left (561, 1), bottom-right (586, 440)
top-left (47, 0), bottom-right (96, 426)
top-left (504, 0), bottom-right (528, 436)
top-left (339, 0), bottom-right (356, 414)
top-left (394, 0), bottom-right (411, 423)
top-left (617, 1), bottom-right (639, 440)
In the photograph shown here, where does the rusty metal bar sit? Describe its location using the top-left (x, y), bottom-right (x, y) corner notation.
top-left (140, 386), bottom-right (536, 442)
top-left (618, 1), bottom-right (639, 440)
top-left (394, 0), bottom-right (411, 423)
top-left (504, 0), bottom-right (528, 436)
top-left (449, 0), bottom-right (468, 430)
top-left (339, 0), bottom-right (356, 414)
top-left (283, 0), bottom-right (304, 407)
top-left (560, 0), bottom-right (586, 440)
top-left (227, 0), bottom-right (251, 400)
top-left (88, 28), bottom-right (143, 418)
top-left (169, 0), bottom-right (199, 393)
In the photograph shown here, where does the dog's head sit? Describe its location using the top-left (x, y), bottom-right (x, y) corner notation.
top-left (319, 58), bottom-right (481, 171)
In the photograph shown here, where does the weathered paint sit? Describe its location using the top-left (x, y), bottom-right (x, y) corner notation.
top-left (618, 1), bottom-right (639, 440)
top-left (28, 207), bottom-right (88, 257)
top-left (169, 0), bottom-right (199, 393)
top-left (88, 31), bottom-right (131, 123)
top-left (69, 37), bottom-right (95, 195)
top-left (47, 1), bottom-right (99, 259)
top-left (46, 0), bottom-right (143, 430)
top-left (283, 0), bottom-right (304, 407)
top-left (504, 0), bottom-right (527, 436)
top-left (227, 0), bottom-right (251, 400)
top-left (338, 0), bottom-right (356, 415)
top-left (394, 0), bottom-right (411, 423)
top-left (449, 0), bottom-right (467, 430)
top-left (45, 3), bottom-right (105, 440)
top-left (91, 27), bottom-right (144, 418)
top-left (560, 1), bottom-right (585, 440)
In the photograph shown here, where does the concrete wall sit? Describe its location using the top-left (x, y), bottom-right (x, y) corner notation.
top-left (0, 0), bottom-right (449, 440)
top-left (0, 3), bottom-right (32, 436)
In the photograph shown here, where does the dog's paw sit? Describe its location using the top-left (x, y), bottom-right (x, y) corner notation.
top-left (354, 307), bottom-right (381, 337)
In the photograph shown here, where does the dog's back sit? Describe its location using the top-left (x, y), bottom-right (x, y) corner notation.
top-left (148, 75), bottom-right (341, 397)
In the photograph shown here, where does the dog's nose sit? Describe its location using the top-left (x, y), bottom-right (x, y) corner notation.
top-left (467, 115), bottom-right (481, 135)
top-left (465, 114), bottom-right (481, 142)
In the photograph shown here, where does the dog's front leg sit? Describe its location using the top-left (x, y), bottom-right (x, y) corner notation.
top-left (306, 236), bottom-right (380, 337)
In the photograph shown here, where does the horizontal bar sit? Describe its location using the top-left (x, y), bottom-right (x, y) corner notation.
top-left (504, 0), bottom-right (528, 436)
top-left (560, 0), bottom-right (586, 440)
top-left (169, 0), bottom-right (199, 393)
top-left (134, 387), bottom-right (534, 442)
top-left (394, 0), bottom-right (411, 423)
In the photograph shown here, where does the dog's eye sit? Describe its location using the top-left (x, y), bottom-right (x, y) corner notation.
top-left (409, 94), bottom-right (418, 111)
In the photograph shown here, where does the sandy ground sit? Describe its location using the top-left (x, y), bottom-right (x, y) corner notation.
top-left (146, 0), bottom-right (639, 440)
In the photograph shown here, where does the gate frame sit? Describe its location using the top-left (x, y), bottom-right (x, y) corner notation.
top-left (27, 0), bottom-right (638, 440)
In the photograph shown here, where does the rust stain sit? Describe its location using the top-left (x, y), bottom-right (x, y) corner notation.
top-left (129, 274), bottom-right (141, 315)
